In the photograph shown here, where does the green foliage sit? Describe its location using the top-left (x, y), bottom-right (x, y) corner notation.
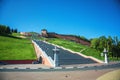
top-left (0, 24), bottom-right (18, 35)
top-left (98, 36), bottom-right (107, 51)
top-left (11, 28), bottom-right (18, 33)
top-left (111, 36), bottom-right (120, 59)
top-left (107, 36), bottom-right (113, 52)
top-left (0, 35), bottom-right (36, 60)
top-left (91, 38), bottom-right (99, 49)
top-left (91, 36), bottom-right (120, 59)
top-left (47, 38), bottom-right (86, 52)
top-left (13, 29), bottom-right (18, 33)
top-left (12, 33), bottom-right (21, 36)
top-left (0, 25), bottom-right (11, 34)
top-left (82, 48), bottom-right (104, 60)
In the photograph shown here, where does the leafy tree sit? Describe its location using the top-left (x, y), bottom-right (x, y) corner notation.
top-left (91, 38), bottom-right (99, 49)
top-left (98, 36), bottom-right (107, 51)
top-left (107, 36), bottom-right (113, 57)
top-left (0, 25), bottom-right (11, 34)
top-left (112, 36), bottom-right (120, 59)
top-left (0, 25), bottom-right (5, 34)
top-left (0, 24), bottom-right (18, 34)
top-left (14, 29), bottom-right (17, 33)
top-left (11, 28), bottom-right (14, 33)
top-left (6, 26), bottom-right (11, 34)
top-left (91, 36), bottom-right (120, 59)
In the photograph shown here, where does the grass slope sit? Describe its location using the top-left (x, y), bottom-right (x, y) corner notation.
top-left (0, 35), bottom-right (36, 60)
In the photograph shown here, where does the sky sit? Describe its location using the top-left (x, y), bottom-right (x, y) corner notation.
top-left (0, 0), bottom-right (120, 39)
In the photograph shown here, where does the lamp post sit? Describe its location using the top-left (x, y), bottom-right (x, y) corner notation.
top-left (103, 48), bottom-right (108, 64)
top-left (53, 46), bottom-right (59, 67)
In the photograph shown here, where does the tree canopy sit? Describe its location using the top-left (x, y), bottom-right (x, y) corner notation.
top-left (91, 36), bottom-right (120, 59)
top-left (0, 24), bottom-right (18, 35)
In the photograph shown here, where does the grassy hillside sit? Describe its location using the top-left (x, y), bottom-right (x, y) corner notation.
top-left (12, 33), bottom-right (21, 36)
top-left (0, 34), bottom-right (36, 60)
top-left (47, 38), bottom-right (86, 52)
top-left (45, 38), bottom-right (104, 60)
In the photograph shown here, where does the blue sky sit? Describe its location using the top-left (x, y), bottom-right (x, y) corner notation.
top-left (0, 0), bottom-right (120, 39)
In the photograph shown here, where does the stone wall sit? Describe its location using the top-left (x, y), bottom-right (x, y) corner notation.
top-left (48, 33), bottom-right (90, 46)
top-left (40, 29), bottom-right (90, 46)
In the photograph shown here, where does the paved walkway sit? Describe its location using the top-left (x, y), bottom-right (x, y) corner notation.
top-left (0, 62), bottom-right (120, 80)
top-left (0, 69), bottom-right (118, 80)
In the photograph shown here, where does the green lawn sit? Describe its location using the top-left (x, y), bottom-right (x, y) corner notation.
top-left (12, 33), bottom-right (21, 36)
top-left (47, 38), bottom-right (86, 52)
top-left (0, 35), bottom-right (36, 60)
top-left (82, 48), bottom-right (104, 60)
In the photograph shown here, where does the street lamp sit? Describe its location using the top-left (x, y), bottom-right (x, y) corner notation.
top-left (53, 46), bottom-right (59, 67)
top-left (103, 48), bottom-right (108, 64)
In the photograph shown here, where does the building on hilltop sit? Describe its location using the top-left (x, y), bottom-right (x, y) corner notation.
top-left (20, 32), bottom-right (31, 36)
top-left (41, 29), bottom-right (48, 37)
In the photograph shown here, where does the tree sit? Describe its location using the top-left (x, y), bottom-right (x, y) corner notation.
top-left (11, 28), bottom-right (14, 33)
top-left (14, 29), bottom-right (17, 33)
top-left (112, 36), bottom-right (120, 59)
top-left (91, 38), bottom-right (99, 49)
top-left (0, 24), bottom-right (18, 34)
top-left (91, 35), bottom-right (120, 59)
top-left (6, 26), bottom-right (11, 34)
top-left (0, 25), bottom-right (11, 34)
top-left (97, 36), bottom-right (107, 52)
top-left (0, 25), bottom-right (5, 34)
top-left (106, 36), bottom-right (113, 57)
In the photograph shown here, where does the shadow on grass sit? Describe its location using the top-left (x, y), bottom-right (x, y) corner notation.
top-left (0, 34), bottom-right (22, 39)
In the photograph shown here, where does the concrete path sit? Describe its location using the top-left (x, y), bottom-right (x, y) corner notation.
top-left (0, 62), bottom-right (120, 80)
top-left (0, 69), bottom-right (117, 80)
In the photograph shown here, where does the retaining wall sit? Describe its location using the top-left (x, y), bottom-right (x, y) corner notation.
top-left (32, 40), bottom-right (54, 67)
top-left (0, 60), bottom-right (36, 64)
